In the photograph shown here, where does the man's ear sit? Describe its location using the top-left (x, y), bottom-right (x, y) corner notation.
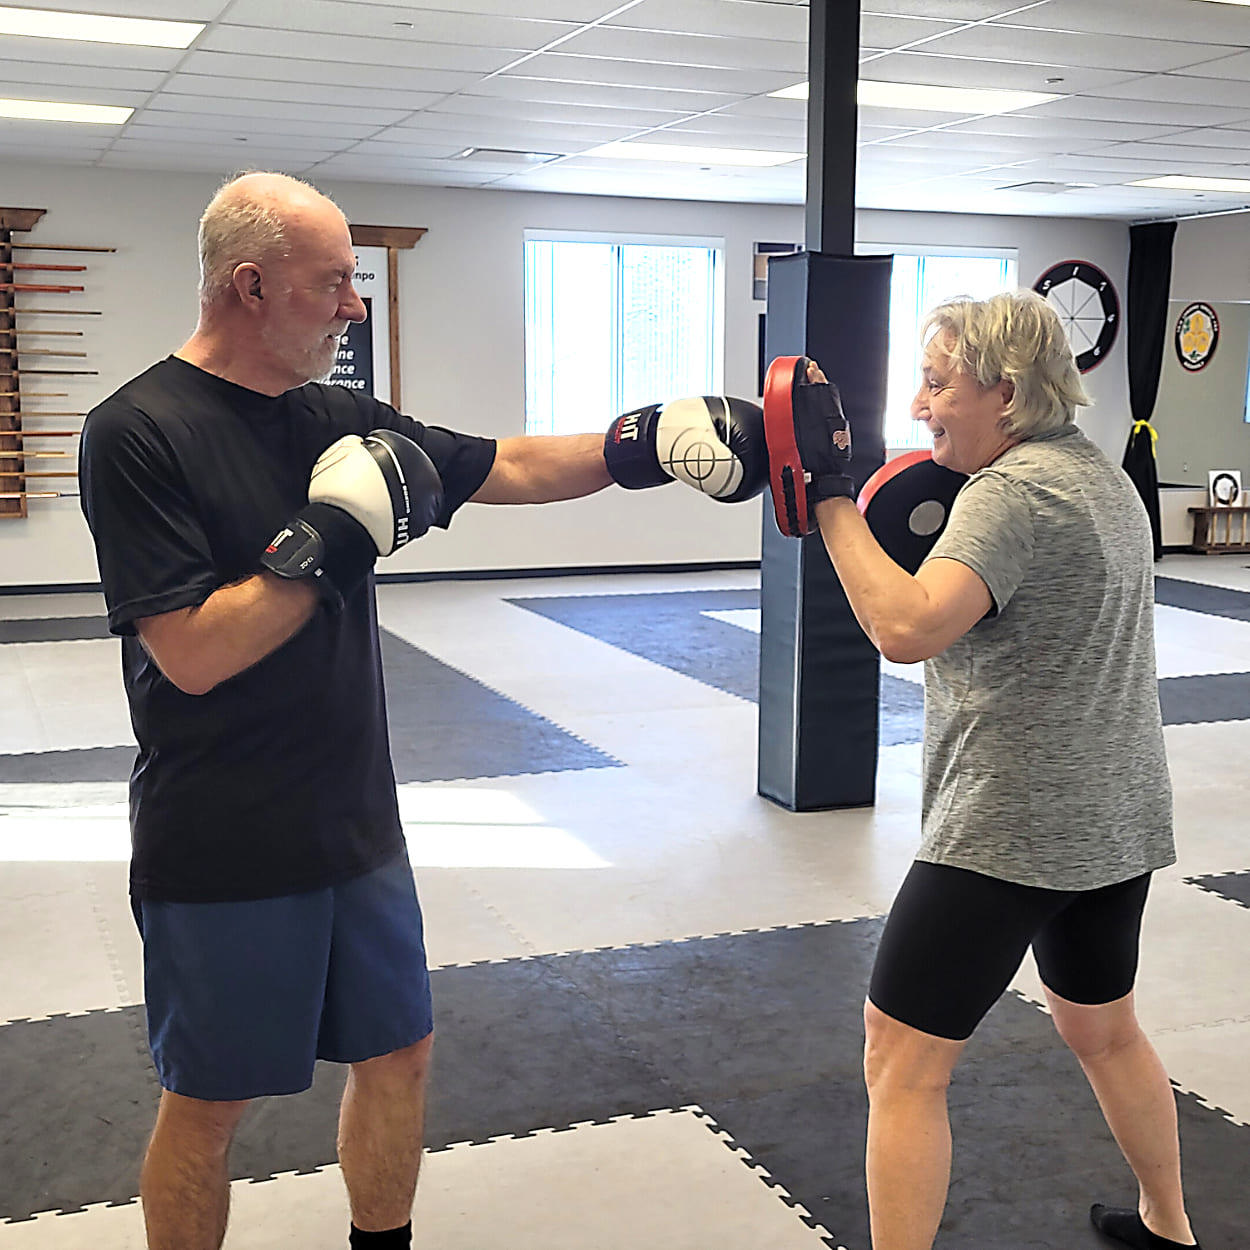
top-left (231, 263), bottom-right (264, 307)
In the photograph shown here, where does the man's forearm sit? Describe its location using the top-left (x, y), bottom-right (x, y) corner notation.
top-left (138, 573), bottom-right (319, 695)
top-left (473, 434), bottom-right (612, 504)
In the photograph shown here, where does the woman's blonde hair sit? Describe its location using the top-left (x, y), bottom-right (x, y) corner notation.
top-left (922, 289), bottom-right (1092, 438)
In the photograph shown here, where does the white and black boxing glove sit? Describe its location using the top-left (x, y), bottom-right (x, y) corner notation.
top-left (603, 395), bottom-right (768, 503)
top-left (260, 428), bottom-right (444, 610)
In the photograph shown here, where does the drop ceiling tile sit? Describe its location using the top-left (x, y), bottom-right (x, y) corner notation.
top-left (1003, 0), bottom-right (1250, 45)
top-left (199, 24), bottom-right (519, 72)
top-left (862, 0), bottom-right (1039, 18)
top-left (469, 73), bottom-right (742, 114)
top-left (131, 109), bottom-right (382, 141)
top-left (329, 136), bottom-right (470, 159)
top-left (608, 0), bottom-right (808, 43)
top-left (1181, 48), bottom-right (1250, 81)
top-left (142, 91), bottom-right (412, 126)
top-left (426, 94), bottom-right (689, 128)
top-left (1080, 140), bottom-right (1250, 166)
top-left (0, 84), bottom-right (150, 109)
top-left (324, 0), bottom-right (614, 18)
top-left (857, 103), bottom-right (1002, 130)
top-left (1022, 93), bottom-right (1250, 128)
top-left (514, 50), bottom-right (794, 97)
top-left (860, 14), bottom-right (965, 52)
top-left (712, 94), bottom-right (807, 122)
top-left (946, 114), bottom-right (1196, 144)
top-left (558, 27), bottom-right (804, 75)
top-left (1163, 125), bottom-right (1250, 150)
top-left (863, 50), bottom-right (1145, 95)
top-left (0, 33), bottom-right (180, 71)
top-left (1098, 73), bottom-right (1250, 109)
top-left (97, 150), bottom-right (311, 173)
top-left (391, 116), bottom-right (635, 147)
top-left (876, 131), bottom-right (1077, 159)
top-left (0, 120), bottom-right (115, 147)
top-left (177, 48), bottom-right (479, 93)
top-left (914, 26), bottom-right (1242, 75)
top-left (219, 0), bottom-right (575, 48)
top-left (658, 108), bottom-right (803, 135)
top-left (160, 73), bottom-right (447, 111)
top-left (0, 58), bottom-right (168, 92)
top-left (111, 130), bottom-right (353, 157)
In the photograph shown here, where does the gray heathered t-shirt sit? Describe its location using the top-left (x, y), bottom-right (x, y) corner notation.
top-left (917, 424), bottom-right (1174, 891)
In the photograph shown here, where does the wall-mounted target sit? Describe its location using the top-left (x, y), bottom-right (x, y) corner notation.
top-left (1033, 260), bottom-right (1120, 373)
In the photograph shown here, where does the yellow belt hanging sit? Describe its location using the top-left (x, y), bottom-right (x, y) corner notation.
top-left (1131, 419), bottom-right (1158, 454)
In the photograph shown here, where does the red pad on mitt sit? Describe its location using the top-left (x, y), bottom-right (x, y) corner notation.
top-left (763, 355), bottom-right (809, 537)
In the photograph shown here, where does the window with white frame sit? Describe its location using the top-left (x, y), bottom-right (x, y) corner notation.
top-left (523, 232), bottom-right (724, 436)
top-left (868, 247), bottom-right (1018, 449)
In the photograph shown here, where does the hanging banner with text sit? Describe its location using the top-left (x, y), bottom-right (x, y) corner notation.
top-left (328, 245), bottom-right (390, 404)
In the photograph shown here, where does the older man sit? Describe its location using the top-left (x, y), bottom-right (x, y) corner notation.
top-left (80, 171), bottom-right (768, 1250)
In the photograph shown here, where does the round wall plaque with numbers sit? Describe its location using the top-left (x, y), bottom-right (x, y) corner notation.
top-left (1032, 260), bottom-right (1120, 373)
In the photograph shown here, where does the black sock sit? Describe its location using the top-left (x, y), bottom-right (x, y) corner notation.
top-left (349, 1222), bottom-right (412, 1249)
top-left (1090, 1205), bottom-right (1199, 1249)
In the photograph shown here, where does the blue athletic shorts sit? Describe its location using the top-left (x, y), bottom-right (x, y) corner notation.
top-left (131, 851), bottom-right (434, 1102)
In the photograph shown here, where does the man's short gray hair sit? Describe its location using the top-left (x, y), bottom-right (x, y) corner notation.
top-left (196, 171), bottom-right (331, 306)
top-left (922, 289), bottom-right (1092, 439)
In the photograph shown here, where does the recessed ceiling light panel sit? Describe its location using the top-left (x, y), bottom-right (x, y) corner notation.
top-left (0, 96), bottom-right (132, 124)
top-left (0, 4), bottom-right (202, 48)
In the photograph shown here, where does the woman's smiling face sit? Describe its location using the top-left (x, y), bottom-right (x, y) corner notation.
top-left (911, 333), bottom-right (1016, 474)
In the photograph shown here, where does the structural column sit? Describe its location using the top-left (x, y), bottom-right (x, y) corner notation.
top-left (757, 0), bottom-right (892, 810)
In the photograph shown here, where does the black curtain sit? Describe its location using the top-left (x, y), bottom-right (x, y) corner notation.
top-left (1124, 220), bottom-right (1176, 560)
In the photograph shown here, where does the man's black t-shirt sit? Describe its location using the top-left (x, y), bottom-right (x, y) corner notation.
top-left (79, 356), bottom-right (496, 903)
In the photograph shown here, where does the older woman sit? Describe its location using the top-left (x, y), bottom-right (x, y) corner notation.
top-left (808, 290), bottom-right (1199, 1250)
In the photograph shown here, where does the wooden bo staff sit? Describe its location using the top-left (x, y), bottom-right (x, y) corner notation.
top-left (12, 244), bottom-right (115, 253)
top-left (0, 329), bottom-right (83, 337)
top-left (0, 347), bottom-right (88, 358)
top-left (0, 490), bottom-right (79, 499)
top-left (0, 283), bottom-right (85, 293)
top-left (7, 307), bottom-right (101, 315)
top-left (3, 264), bottom-right (88, 273)
top-left (16, 369), bottom-right (98, 376)
top-left (0, 430), bottom-right (80, 438)
top-left (0, 392), bottom-right (70, 397)
top-left (1, 470), bottom-right (77, 478)
top-left (0, 449), bottom-right (71, 458)
top-left (3, 412), bottom-right (87, 417)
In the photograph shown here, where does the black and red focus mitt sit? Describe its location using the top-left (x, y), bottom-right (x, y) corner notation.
top-left (762, 354), bottom-right (855, 538)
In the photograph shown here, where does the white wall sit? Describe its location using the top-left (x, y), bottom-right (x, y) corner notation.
top-left (1161, 213), bottom-right (1250, 492)
top-left (0, 161), bottom-right (1131, 588)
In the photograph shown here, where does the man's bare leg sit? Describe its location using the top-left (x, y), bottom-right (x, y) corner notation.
top-left (338, 1033), bottom-right (434, 1233)
top-left (140, 1090), bottom-right (250, 1250)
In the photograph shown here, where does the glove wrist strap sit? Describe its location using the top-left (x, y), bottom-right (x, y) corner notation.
top-left (260, 502), bottom-right (377, 612)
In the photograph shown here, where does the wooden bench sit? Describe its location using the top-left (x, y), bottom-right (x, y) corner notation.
top-left (1188, 506), bottom-right (1250, 554)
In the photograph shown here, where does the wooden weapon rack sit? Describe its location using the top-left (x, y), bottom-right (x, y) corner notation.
top-left (349, 224), bottom-right (427, 408)
top-left (1, 207), bottom-right (110, 518)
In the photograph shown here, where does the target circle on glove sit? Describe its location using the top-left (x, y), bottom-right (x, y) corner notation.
top-left (662, 420), bottom-right (740, 496)
top-left (857, 450), bottom-right (967, 574)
